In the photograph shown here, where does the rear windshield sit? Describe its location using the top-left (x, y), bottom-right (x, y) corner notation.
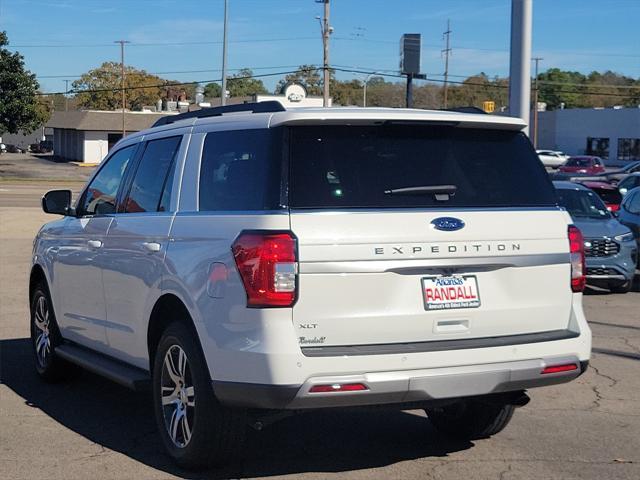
top-left (288, 125), bottom-right (556, 209)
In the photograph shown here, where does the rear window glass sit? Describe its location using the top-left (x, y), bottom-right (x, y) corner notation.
top-left (590, 187), bottom-right (621, 205)
top-left (289, 125), bottom-right (556, 209)
top-left (567, 158), bottom-right (592, 167)
top-left (199, 129), bottom-right (282, 211)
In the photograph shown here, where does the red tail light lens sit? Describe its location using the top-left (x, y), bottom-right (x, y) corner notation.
top-left (232, 231), bottom-right (298, 307)
top-left (568, 225), bottom-right (586, 292)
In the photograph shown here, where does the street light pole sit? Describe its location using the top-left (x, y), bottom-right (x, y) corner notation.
top-left (114, 40), bottom-right (130, 137)
top-left (221, 0), bottom-right (229, 106)
top-left (363, 72), bottom-right (377, 107)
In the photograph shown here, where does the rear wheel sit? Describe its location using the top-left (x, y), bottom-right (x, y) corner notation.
top-left (426, 398), bottom-right (515, 440)
top-left (152, 322), bottom-right (246, 470)
top-left (610, 280), bottom-right (632, 294)
top-left (30, 283), bottom-right (68, 382)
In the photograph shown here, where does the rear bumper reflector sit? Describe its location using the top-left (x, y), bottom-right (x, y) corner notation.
top-left (541, 363), bottom-right (578, 374)
top-left (309, 383), bottom-right (368, 393)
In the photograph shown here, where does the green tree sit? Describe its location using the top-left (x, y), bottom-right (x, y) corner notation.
top-left (204, 82), bottom-right (222, 98)
top-left (73, 62), bottom-right (167, 110)
top-left (275, 65), bottom-right (324, 95)
top-left (0, 31), bottom-right (51, 134)
top-left (72, 62), bottom-right (196, 111)
top-left (226, 68), bottom-right (268, 97)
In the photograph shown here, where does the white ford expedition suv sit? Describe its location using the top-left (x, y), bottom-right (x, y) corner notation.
top-left (31, 102), bottom-right (591, 469)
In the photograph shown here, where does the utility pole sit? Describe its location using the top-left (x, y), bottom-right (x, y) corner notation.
top-left (532, 56), bottom-right (543, 148)
top-left (114, 40), bottom-right (130, 137)
top-left (221, 0), bottom-right (229, 106)
top-left (63, 79), bottom-right (70, 111)
top-left (508, 0), bottom-right (532, 135)
top-left (316, 0), bottom-right (332, 107)
top-left (442, 19), bottom-right (452, 108)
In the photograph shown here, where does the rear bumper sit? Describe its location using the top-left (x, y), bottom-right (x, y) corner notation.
top-left (214, 356), bottom-right (587, 410)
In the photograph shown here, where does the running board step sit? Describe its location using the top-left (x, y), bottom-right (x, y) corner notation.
top-left (56, 344), bottom-right (150, 391)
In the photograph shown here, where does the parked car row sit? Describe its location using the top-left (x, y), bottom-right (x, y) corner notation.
top-left (0, 141), bottom-right (52, 154)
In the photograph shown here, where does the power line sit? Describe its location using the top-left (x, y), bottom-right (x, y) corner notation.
top-left (9, 37), bottom-right (320, 48)
top-left (36, 65), bottom-right (307, 79)
top-left (35, 69), bottom-right (302, 96)
top-left (34, 67), bottom-right (639, 100)
top-left (331, 67), bottom-right (639, 98)
top-left (11, 35), bottom-right (640, 59)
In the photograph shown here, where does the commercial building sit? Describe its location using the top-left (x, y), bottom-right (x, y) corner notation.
top-left (537, 107), bottom-right (640, 164)
top-left (47, 110), bottom-right (173, 163)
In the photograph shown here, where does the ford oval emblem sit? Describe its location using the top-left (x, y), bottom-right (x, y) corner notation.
top-left (431, 217), bottom-right (465, 231)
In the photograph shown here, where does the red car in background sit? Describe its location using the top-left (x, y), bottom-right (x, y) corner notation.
top-left (578, 180), bottom-right (623, 212)
top-left (558, 156), bottom-right (606, 174)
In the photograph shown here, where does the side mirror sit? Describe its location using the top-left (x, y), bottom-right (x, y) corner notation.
top-left (42, 190), bottom-right (73, 216)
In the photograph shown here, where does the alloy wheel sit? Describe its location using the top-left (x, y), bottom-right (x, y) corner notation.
top-left (160, 345), bottom-right (196, 448)
top-left (33, 295), bottom-right (51, 368)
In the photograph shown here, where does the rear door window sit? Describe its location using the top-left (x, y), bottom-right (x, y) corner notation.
top-left (289, 125), bottom-right (556, 209)
top-left (123, 136), bottom-right (181, 213)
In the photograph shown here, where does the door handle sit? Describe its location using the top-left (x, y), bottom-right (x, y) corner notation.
top-left (142, 241), bottom-right (161, 253)
top-left (87, 239), bottom-right (103, 249)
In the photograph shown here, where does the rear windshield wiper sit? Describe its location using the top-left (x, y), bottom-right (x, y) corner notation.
top-left (384, 185), bottom-right (457, 201)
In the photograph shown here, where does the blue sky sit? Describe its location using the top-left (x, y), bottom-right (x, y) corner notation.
top-left (1, 0), bottom-right (639, 94)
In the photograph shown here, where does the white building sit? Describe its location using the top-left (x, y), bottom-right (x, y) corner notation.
top-left (537, 107), bottom-right (640, 164)
top-left (47, 110), bottom-right (174, 163)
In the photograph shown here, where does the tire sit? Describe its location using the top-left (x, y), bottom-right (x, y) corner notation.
top-left (30, 282), bottom-right (68, 382)
top-left (610, 280), bottom-right (632, 294)
top-left (426, 398), bottom-right (515, 440)
top-left (152, 322), bottom-right (246, 470)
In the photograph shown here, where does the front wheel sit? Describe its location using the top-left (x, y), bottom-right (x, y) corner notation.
top-left (426, 399), bottom-right (515, 440)
top-left (152, 322), bottom-right (246, 470)
top-left (30, 283), bottom-right (68, 382)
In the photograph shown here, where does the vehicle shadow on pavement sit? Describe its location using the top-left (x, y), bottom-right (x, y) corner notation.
top-left (1, 338), bottom-right (473, 479)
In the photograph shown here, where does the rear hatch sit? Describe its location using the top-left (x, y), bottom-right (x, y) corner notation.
top-left (286, 123), bottom-right (572, 349)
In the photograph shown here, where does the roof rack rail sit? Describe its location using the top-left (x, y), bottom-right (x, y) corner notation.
top-left (151, 101), bottom-right (286, 128)
top-left (441, 106), bottom-right (487, 115)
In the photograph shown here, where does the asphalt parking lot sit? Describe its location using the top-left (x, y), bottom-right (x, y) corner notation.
top-left (1, 182), bottom-right (639, 480)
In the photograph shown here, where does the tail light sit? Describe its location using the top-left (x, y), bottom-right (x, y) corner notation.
top-left (232, 231), bottom-right (298, 307)
top-left (568, 225), bottom-right (586, 292)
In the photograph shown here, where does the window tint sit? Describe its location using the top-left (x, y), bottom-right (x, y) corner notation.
top-left (124, 136), bottom-right (181, 213)
top-left (80, 145), bottom-right (135, 215)
top-left (199, 129), bottom-right (281, 211)
top-left (289, 125), bottom-right (556, 209)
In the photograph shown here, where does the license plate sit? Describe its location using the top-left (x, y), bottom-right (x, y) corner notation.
top-left (422, 275), bottom-right (481, 311)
